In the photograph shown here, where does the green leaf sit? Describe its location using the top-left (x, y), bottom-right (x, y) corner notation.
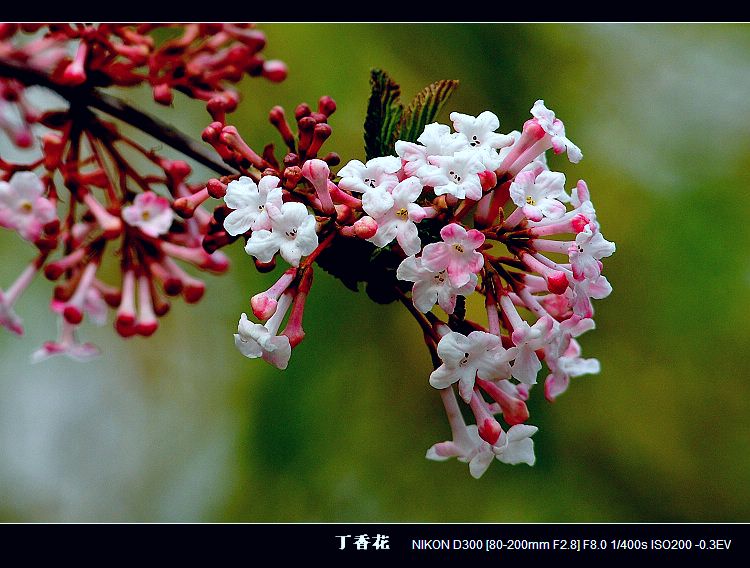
top-left (399, 79), bottom-right (460, 144)
top-left (364, 69), bottom-right (404, 161)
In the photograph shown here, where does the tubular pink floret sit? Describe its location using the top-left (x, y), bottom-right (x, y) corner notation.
top-left (251, 268), bottom-right (296, 321)
top-left (161, 257), bottom-right (205, 303)
top-left (62, 262), bottom-right (98, 325)
top-left (149, 260), bottom-right (182, 296)
top-left (508, 136), bottom-right (553, 177)
top-left (470, 389), bottom-right (502, 446)
top-left (5, 261), bottom-right (41, 305)
top-left (173, 187), bottom-right (211, 218)
top-left (496, 121), bottom-right (546, 175)
top-left (269, 106), bottom-right (296, 150)
top-left (476, 379), bottom-right (530, 426)
top-left (60, 41), bottom-right (88, 85)
top-left (306, 123), bottom-right (332, 159)
top-left (328, 181), bottom-right (362, 208)
top-left (499, 293), bottom-right (524, 332)
top-left (281, 267), bottom-right (313, 348)
top-left (518, 251), bottom-right (570, 294)
top-left (301, 159), bottom-right (335, 215)
top-left (81, 193), bottom-right (122, 239)
top-left (135, 274), bottom-right (158, 337)
top-left (530, 238), bottom-right (574, 255)
top-left (526, 213), bottom-right (591, 237)
top-left (44, 248), bottom-right (86, 280)
top-left (115, 270), bottom-right (137, 337)
top-left (486, 293), bottom-right (501, 336)
top-left (220, 125), bottom-right (267, 170)
top-left (160, 242), bottom-right (230, 273)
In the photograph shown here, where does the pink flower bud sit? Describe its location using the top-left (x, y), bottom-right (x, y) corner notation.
top-left (301, 158), bottom-right (334, 214)
top-left (262, 60), bottom-right (288, 83)
top-left (251, 294), bottom-right (278, 321)
top-left (153, 83), bottom-right (173, 105)
top-left (206, 178), bottom-right (227, 199)
top-left (353, 216), bottom-right (378, 239)
top-left (478, 170), bottom-right (497, 191)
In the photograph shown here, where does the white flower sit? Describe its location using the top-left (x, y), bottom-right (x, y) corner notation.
top-left (420, 223), bottom-right (485, 288)
top-left (510, 316), bottom-right (555, 385)
top-left (243, 202), bottom-right (318, 267)
top-left (122, 191), bottom-right (174, 238)
top-left (545, 338), bottom-right (601, 401)
top-left (569, 223), bottom-right (616, 281)
top-left (337, 156), bottom-right (401, 193)
top-left (427, 424), bottom-right (494, 479)
top-left (0, 171), bottom-right (57, 242)
top-left (419, 149), bottom-right (485, 200)
top-left (494, 424), bottom-right (538, 466)
top-left (451, 111), bottom-right (513, 150)
top-left (451, 110), bottom-right (513, 170)
top-left (430, 331), bottom-right (517, 403)
top-left (222, 175), bottom-right (283, 236)
top-left (427, 423), bottom-right (537, 478)
top-left (365, 177), bottom-right (424, 255)
top-left (360, 183), bottom-right (397, 217)
top-left (509, 169), bottom-right (567, 221)
top-left (234, 312), bottom-right (291, 370)
top-left (396, 256), bottom-right (476, 314)
top-left (568, 274), bottom-right (612, 318)
top-left (531, 100), bottom-right (582, 163)
top-left (395, 123), bottom-right (467, 177)
top-left (30, 321), bottom-right (100, 363)
top-left (0, 288), bottom-right (23, 336)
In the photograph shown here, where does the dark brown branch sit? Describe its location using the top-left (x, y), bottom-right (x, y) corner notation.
top-left (0, 57), bottom-right (235, 176)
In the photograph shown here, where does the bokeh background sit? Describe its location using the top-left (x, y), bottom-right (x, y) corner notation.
top-left (1, 23), bottom-right (749, 521)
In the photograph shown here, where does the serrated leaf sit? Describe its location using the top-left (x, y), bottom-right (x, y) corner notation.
top-left (364, 69), bottom-right (404, 161)
top-left (399, 79), bottom-right (459, 143)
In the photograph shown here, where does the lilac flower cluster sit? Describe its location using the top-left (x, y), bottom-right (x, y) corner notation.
top-left (223, 100), bottom-right (615, 477)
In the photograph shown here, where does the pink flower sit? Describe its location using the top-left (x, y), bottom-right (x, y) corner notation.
top-left (122, 191), bottom-right (174, 237)
top-left (421, 223), bottom-right (484, 288)
top-left (396, 255), bottom-right (476, 314)
top-left (0, 171), bottom-right (57, 242)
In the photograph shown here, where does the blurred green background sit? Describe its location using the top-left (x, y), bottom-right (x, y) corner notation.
top-left (1, 23), bottom-right (749, 521)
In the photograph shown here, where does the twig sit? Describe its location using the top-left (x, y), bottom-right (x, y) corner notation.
top-left (0, 57), bottom-right (235, 176)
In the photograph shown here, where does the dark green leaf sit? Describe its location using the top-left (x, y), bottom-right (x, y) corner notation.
top-left (364, 69), bottom-right (404, 161)
top-left (399, 79), bottom-right (460, 143)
